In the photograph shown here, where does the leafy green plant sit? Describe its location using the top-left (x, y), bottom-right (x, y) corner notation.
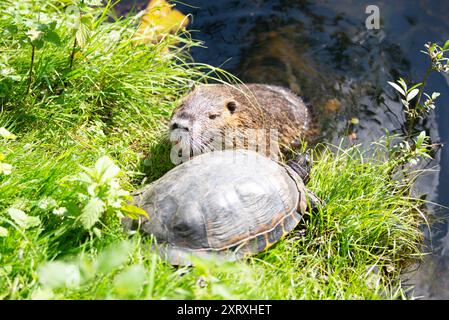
top-left (385, 40), bottom-right (446, 185)
top-left (34, 240), bottom-right (139, 299)
top-left (424, 41), bottom-right (449, 73)
top-left (7, 208), bottom-right (41, 230)
top-left (10, 10), bottom-right (62, 95)
top-left (59, 155), bottom-right (146, 233)
top-left (66, 0), bottom-right (105, 68)
top-left (381, 130), bottom-right (434, 168)
top-left (388, 40), bottom-right (449, 133)
top-left (75, 156), bottom-right (129, 229)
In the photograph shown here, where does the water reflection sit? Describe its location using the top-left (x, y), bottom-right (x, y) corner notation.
top-left (117, 0), bottom-right (449, 299)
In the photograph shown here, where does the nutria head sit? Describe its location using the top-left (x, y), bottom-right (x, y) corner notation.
top-left (169, 83), bottom-right (310, 163)
top-left (169, 85), bottom-right (245, 157)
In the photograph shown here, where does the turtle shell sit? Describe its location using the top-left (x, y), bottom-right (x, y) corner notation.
top-left (130, 149), bottom-right (307, 265)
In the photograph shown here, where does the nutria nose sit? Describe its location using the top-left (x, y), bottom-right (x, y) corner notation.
top-left (170, 122), bottom-right (189, 132)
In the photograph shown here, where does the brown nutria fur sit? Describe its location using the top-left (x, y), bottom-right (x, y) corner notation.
top-left (169, 84), bottom-right (311, 160)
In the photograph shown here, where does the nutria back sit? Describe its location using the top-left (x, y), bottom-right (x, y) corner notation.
top-left (169, 84), bottom-right (311, 161)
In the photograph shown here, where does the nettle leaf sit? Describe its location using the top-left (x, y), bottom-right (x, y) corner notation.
top-left (5, 24), bottom-right (18, 35)
top-left (80, 197), bottom-right (105, 229)
top-left (48, 21), bottom-right (57, 30)
top-left (33, 39), bottom-right (45, 49)
top-left (121, 204), bottom-right (149, 219)
top-left (43, 30), bottom-right (61, 46)
top-left (0, 226), bottom-right (8, 237)
top-left (37, 261), bottom-right (81, 289)
top-left (108, 196), bottom-right (126, 209)
top-left (113, 264), bottom-right (145, 297)
top-left (77, 170), bottom-right (94, 184)
top-left (87, 183), bottom-right (98, 197)
top-left (8, 208), bottom-right (41, 229)
top-left (76, 15), bottom-right (93, 48)
top-left (388, 81), bottom-right (406, 96)
top-left (106, 181), bottom-right (130, 202)
top-left (76, 26), bottom-right (90, 48)
top-left (26, 28), bottom-right (43, 43)
top-left (94, 156), bottom-right (120, 183)
top-left (30, 288), bottom-right (54, 300)
top-left (95, 241), bottom-right (132, 274)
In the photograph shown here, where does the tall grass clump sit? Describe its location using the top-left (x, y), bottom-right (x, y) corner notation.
top-left (0, 0), bottom-right (430, 300)
top-left (11, 142), bottom-right (427, 300)
top-left (0, 0), bottom-right (216, 299)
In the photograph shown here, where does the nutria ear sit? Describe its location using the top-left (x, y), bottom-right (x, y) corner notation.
top-left (225, 100), bottom-right (238, 114)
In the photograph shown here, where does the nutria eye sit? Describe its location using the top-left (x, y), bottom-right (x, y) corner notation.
top-left (226, 101), bottom-right (237, 113)
top-left (209, 114), bottom-right (219, 120)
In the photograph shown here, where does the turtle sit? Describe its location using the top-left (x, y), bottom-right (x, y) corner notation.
top-left (123, 149), bottom-right (321, 265)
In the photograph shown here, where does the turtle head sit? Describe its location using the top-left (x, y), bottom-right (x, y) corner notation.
top-left (286, 151), bottom-right (312, 184)
top-left (285, 152), bottom-right (323, 214)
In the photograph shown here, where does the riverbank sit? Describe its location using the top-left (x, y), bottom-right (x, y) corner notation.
top-left (0, 1), bottom-right (426, 299)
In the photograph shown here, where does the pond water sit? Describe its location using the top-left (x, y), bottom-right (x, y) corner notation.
top-left (117, 0), bottom-right (449, 299)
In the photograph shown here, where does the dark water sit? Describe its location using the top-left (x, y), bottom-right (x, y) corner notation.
top-left (117, 0), bottom-right (449, 299)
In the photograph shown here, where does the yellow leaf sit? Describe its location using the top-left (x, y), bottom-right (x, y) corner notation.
top-left (121, 204), bottom-right (149, 219)
top-left (134, 0), bottom-right (189, 44)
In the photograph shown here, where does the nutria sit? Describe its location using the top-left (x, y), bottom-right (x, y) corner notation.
top-left (169, 84), bottom-right (311, 162)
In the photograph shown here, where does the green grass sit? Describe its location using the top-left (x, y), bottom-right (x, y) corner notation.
top-left (0, 0), bottom-right (428, 300)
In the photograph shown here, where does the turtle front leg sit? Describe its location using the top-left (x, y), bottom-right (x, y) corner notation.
top-left (298, 186), bottom-right (323, 215)
top-left (305, 189), bottom-right (323, 213)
